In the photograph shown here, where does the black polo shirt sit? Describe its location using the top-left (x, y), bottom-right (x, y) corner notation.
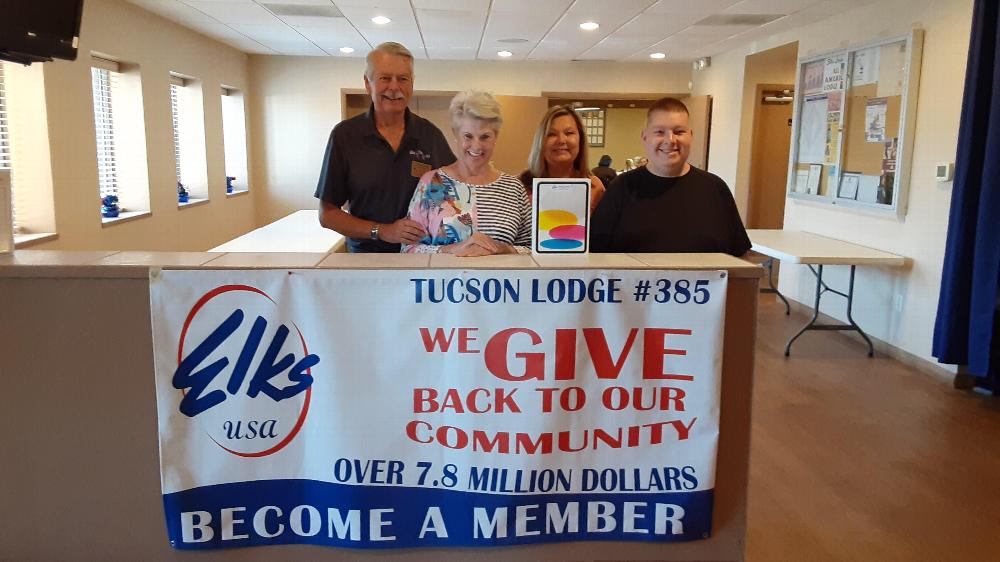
top-left (315, 106), bottom-right (455, 252)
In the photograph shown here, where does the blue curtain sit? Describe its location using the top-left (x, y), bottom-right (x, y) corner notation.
top-left (933, 0), bottom-right (1000, 376)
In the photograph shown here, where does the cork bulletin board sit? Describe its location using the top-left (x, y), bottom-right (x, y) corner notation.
top-left (787, 31), bottom-right (923, 216)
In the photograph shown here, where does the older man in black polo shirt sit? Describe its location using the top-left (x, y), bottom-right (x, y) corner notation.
top-left (315, 42), bottom-right (455, 252)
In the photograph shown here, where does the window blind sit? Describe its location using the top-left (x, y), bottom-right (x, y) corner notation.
top-left (170, 82), bottom-right (182, 184)
top-left (0, 62), bottom-right (16, 233)
top-left (91, 66), bottom-right (118, 199)
top-left (0, 63), bottom-right (11, 171)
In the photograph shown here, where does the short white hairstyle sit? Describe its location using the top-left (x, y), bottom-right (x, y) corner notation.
top-left (449, 90), bottom-right (503, 131)
top-left (365, 42), bottom-right (414, 80)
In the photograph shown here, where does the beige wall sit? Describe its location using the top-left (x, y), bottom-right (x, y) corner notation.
top-left (693, 0), bottom-right (974, 366)
top-left (27, 0), bottom-right (255, 251)
top-left (248, 57), bottom-right (691, 224)
top-left (603, 108), bottom-right (647, 172)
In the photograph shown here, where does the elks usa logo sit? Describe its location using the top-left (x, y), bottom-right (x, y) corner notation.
top-left (172, 285), bottom-right (319, 457)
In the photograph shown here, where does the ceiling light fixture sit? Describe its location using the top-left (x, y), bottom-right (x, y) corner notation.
top-left (371, 15), bottom-right (391, 25)
top-left (576, 106), bottom-right (600, 111)
top-left (339, 47), bottom-right (355, 54)
top-left (579, 21), bottom-right (599, 31)
top-left (650, 52), bottom-right (666, 59)
top-left (497, 50), bottom-right (513, 58)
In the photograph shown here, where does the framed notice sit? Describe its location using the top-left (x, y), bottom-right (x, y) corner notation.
top-left (837, 172), bottom-right (861, 200)
top-left (532, 178), bottom-right (590, 254)
top-left (806, 164), bottom-right (822, 195)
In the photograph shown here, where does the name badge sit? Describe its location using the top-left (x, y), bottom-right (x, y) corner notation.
top-left (411, 160), bottom-right (432, 178)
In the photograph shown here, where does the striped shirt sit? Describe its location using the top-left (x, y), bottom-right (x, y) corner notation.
top-left (403, 170), bottom-right (532, 254)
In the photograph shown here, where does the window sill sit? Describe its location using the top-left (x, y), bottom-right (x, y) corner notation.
top-left (178, 197), bottom-right (209, 209)
top-left (14, 232), bottom-right (59, 248)
top-left (226, 189), bottom-right (250, 198)
top-left (101, 210), bottom-right (151, 227)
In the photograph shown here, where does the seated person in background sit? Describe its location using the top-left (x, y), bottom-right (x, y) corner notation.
top-left (518, 105), bottom-right (606, 212)
top-left (590, 97), bottom-right (751, 257)
top-left (403, 90), bottom-right (531, 256)
top-left (591, 154), bottom-right (617, 191)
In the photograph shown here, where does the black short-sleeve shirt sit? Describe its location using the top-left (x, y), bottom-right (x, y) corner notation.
top-left (589, 166), bottom-right (752, 256)
top-left (314, 106), bottom-right (456, 252)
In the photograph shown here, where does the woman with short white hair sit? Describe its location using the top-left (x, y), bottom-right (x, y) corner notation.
top-left (402, 90), bottom-right (531, 255)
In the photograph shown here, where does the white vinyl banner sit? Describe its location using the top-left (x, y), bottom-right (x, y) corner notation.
top-left (150, 268), bottom-right (728, 550)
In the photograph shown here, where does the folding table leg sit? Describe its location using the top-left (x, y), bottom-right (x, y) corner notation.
top-left (760, 257), bottom-right (791, 315)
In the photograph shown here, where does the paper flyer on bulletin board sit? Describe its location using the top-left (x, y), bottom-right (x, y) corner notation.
top-left (798, 95), bottom-right (828, 164)
top-left (822, 53), bottom-right (847, 93)
top-left (866, 98), bottom-right (888, 142)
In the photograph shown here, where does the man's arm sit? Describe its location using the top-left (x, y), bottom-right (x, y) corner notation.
top-left (318, 200), bottom-right (425, 244)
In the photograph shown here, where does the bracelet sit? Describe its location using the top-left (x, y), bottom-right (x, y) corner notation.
top-left (370, 222), bottom-right (380, 241)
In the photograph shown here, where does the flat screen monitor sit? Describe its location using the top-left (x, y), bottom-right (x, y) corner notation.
top-left (1, 0), bottom-right (84, 65)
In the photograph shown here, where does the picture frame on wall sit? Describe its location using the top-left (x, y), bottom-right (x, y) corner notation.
top-left (838, 172), bottom-right (861, 200)
top-left (806, 164), bottom-right (823, 194)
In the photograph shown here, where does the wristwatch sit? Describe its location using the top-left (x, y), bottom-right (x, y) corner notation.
top-left (370, 222), bottom-right (380, 241)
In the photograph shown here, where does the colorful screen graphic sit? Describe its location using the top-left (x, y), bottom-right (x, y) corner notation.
top-left (533, 180), bottom-right (590, 254)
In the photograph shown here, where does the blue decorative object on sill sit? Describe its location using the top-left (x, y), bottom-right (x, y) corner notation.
top-left (101, 194), bottom-right (120, 218)
top-left (226, 176), bottom-right (236, 194)
top-left (177, 181), bottom-right (190, 203)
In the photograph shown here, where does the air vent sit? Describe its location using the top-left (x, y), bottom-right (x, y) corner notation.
top-left (498, 38), bottom-right (530, 44)
top-left (263, 3), bottom-right (343, 18)
top-left (695, 14), bottom-right (783, 26)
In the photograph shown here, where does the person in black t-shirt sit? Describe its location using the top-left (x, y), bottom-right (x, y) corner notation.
top-left (590, 97), bottom-right (751, 257)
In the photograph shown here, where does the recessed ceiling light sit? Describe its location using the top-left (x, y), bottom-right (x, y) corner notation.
top-left (579, 21), bottom-right (600, 31)
top-left (498, 50), bottom-right (513, 58)
top-left (339, 47), bottom-right (355, 54)
top-left (650, 52), bottom-right (666, 59)
top-left (371, 15), bottom-right (391, 25)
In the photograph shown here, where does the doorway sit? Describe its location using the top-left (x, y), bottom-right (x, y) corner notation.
top-left (747, 85), bottom-right (794, 229)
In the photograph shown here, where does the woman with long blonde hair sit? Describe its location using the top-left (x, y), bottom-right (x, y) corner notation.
top-left (518, 105), bottom-right (606, 211)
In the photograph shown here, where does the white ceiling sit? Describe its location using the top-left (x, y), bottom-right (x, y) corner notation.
top-left (128, 0), bottom-right (879, 61)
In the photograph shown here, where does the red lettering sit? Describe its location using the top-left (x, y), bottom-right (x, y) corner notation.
top-left (467, 388), bottom-right (490, 413)
top-left (602, 386), bottom-right (629, 410)
top-left (494, 388), bottom-right (521, 413)
top-left (663, 387), bottom-right (686, 411)
top-left (419, 327), bottom-right (455, 352)
top-left (457, 328), bottom-right (479, 353)
top-left (584, 328), bottom-right (639, 379)
top-left (554, 329), bottom-right (576, 380)
top-left (560, 387), bottom-right (586, 411)
top-left (406, 420), bottom-right (433, 443)
top-left (441, 389), bottom-right (463, 412)
top-left (643, 328), bottom-right (694, 381)
top-left (413, 388), bottom-right (438, 413)
top-left (484, 328), bottom-right (544, 381)
top-left (535, 387), bottom-right (558, 412)
top-left (437, 425), bottom-right (469, 449)
top-left (472, 430), bottom-right (510, 453)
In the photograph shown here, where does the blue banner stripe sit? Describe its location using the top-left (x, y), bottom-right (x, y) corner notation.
top-left (163, 479), bottom-right (713, 549)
